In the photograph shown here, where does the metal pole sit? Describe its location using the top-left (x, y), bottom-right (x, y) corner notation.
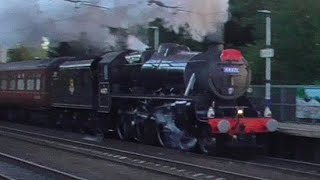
top-left (257, 10), bottom-right (272, 117)
top-left (154, 28), bottom-right (159, 50)
top-left (265, 15), bottom-right (272, 110)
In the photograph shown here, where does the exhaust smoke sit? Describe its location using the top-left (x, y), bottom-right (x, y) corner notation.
top-left (0, 0), bottom-right (229, 51)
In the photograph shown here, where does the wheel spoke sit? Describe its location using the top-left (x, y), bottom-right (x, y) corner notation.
top-left (116, 114), bottom-right (131, 140)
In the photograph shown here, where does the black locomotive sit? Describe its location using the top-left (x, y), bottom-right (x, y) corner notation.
top-left (0, 43), bottom-right (278, 153)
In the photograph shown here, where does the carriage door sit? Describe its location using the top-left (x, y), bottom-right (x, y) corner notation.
top-left (98, 65), bottom-right (111, 113)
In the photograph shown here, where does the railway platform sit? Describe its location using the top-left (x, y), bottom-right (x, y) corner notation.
top-left (279, 122), bottom-right (320, 138)
top-left (271, 122), bottom-right (320, 163)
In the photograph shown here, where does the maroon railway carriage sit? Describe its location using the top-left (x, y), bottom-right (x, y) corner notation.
top-left (0, 58), bottom-right (74, 120)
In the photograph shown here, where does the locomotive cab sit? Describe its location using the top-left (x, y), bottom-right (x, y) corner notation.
top-left (51, 59), bottom-right (98, 110)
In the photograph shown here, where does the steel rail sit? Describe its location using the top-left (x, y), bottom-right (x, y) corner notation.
top-left (0, 173), bottom-right (15, 180)
top-left (185, 151), bottom-right (320, 179)
top-left (0, 151), bottom-right (85, 180)
top-left (0, 125), bottom-right (261, 180)
top-left (252, 156), bottom-right (320, 174)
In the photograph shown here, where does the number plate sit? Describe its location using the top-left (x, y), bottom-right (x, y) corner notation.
top-left (223, 67), bottom-right (240, 74)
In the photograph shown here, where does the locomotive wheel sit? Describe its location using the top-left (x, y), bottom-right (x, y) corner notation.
top-left (143, 120), bottom-right (165, 147)
top-left (198, 136), bottom-right (217, 155)
top-left (133, 109), bottom-right (149, 143)
top-left (159, 123), bottom-right (198, 151)
top-left (134, 121), bottom-right (144, 143)
top-left (154, 116), bottom-right (197, 150)
top-left (197, 125), bottom-right (217, 155)
top-left (116, 114), bottom-right (131, 141)
top-left (155, 123), bottom-right (165, 147)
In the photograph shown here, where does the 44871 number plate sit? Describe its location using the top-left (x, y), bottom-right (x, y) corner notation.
top-left (223, 67), bottom-right (240, 74)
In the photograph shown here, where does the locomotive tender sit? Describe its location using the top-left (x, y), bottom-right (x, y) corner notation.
top-left (0, 43), bottom-right (278, 153)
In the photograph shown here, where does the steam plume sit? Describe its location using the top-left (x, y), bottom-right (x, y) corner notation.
top-left (0, 0), bottom-right (229, 49)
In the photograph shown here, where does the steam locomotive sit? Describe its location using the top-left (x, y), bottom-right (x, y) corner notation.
top-left (0, 43), bottom-right (278, 154)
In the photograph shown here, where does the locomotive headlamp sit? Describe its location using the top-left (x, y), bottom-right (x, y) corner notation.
top-left (207, 101), bottom-right (216, 118)
top-left (207, 107), bottom-right (215, 118)
top-left (237, 109), bottom-right (244, 116)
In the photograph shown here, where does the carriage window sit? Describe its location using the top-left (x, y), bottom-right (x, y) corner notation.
top-left (9, 80), bottom-right (16, 90)
top-left (17, 79), bottom-right (25, 90)
top-left (1, 80), bottom-right (7, 90)
top-left (36, 78), bottom-right (41, 90)
top-left (27, 79), bottom-right (35, 90)
top-left (104, 65), bottom-right (108, 80)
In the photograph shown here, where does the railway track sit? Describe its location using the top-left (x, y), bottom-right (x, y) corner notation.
top-left (0, 124), bottom-right (320, 179)
top-left (0, 125), bottom-right (261, 180)
top-left (196, 153), bottom-right (320, 179)
top-left (0, 173), bottom-right (14, 180)
top-left (0, 151), bottom-right (85, 180)
top-left (252, 156), bottom-right (320, 175)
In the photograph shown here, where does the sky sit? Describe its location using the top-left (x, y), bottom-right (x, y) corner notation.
top-left (0, 0), bottom-right (229, 50)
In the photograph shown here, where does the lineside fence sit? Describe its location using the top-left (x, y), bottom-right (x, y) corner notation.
top-left (248, 85), bottom-right (320, 124)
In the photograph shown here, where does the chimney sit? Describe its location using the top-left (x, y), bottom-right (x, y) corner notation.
top-left (207, 42), bottom-right (224, 53)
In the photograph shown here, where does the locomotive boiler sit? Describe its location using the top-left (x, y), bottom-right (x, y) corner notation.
top-left (141, 43), bottom-right (251, 101)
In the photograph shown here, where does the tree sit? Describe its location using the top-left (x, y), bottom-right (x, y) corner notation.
top-left (48, 42), bottom-right (74, 57)
top-left (228, 0), bottom-right (320, 85)
top-left (7, 45), bottom-right (33, 62)
top-left (48, 41), bottom-right (95, 58)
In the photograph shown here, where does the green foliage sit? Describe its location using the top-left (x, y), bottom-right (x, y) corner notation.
top-left (48, 42), bottom-right (75, 57)
top-left (31, 48), bottom-right (48, 59)
top-left (7, 45), bottom-right (33, 62)
top-left (48, 41), bottom-right (92, 58)
top-left (228, 0), bottom-right (320, 85)
top-left (297, 88), bottom-right (307, 99)
top-left (241, 40), bottom-right (266, 83)
top-left (314, 81), bottom-right (320, 85)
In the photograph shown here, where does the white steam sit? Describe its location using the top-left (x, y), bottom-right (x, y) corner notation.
top-left (0, 0), bottom-right (229, 50)
top-left (107, 0), bottom-right (229, 41)
top-left (127, 35), bottom-right (150, 52)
